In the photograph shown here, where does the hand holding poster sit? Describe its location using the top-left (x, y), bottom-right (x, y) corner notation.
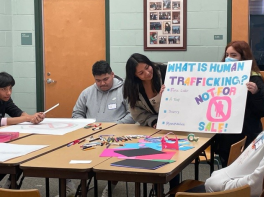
top-left (157, 60), bottom-right (252, 133)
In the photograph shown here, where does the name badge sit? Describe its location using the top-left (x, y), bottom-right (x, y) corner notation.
top-left (108, 103), bottom-right (116, 110)
top-left (255, 138), bottom-right (263, 150)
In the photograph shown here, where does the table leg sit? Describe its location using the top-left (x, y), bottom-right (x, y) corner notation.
top-left (10, 174), bottom-right (17, 189)
top-left (135, 182), bottom-right (141, 197)
top-left (210, 143), bottom-right (215, 174)
top-left (108, 181), bottom-right (112, 197)
top-left (94, 178), bottom-right (98, 197)
top-left (195, 157), bottom-right (199, 180)
top-left (59, 178), bottom-right (66, 197)
top-left (143, 183), bottom-right (147, 197)
top-left (45, 178), bottom-right (50, 197)
top-left (156, 183), bottom-right (163, 197)
top-left (81, 179), bottom-right (87, 197)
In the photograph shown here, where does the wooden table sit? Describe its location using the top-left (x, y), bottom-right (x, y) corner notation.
top-left (20, 124), bottom-right (160, 197)
top-left (93, 130), bottom-right (215, 197)
top-left (0, 122), bottom-right (115, 191)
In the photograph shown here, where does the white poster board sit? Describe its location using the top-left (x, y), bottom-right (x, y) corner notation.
top-left (157, 61), bottom-right (252, 133)
top-left (0, 118), bottom-right (96, 135)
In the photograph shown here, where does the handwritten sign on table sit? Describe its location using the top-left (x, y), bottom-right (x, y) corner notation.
top-left (157, 60), bottom-right (252, 133)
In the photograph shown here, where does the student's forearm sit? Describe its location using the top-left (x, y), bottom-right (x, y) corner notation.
top-left (6, 116), bottom-right (29, 125)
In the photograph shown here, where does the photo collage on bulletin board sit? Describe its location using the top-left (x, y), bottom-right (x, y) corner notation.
top-left (144, 0), bottom-right (187, 51)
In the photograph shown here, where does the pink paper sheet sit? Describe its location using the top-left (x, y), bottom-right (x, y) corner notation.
top-left (100, 148), bottom-right (175, 160)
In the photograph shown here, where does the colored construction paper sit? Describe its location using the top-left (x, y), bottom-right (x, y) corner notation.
top-left (116, 142), bottom-right (162, 151)
top-left (111, 159), bottom-right (169, 170)
top-left (114, 148), bottom-right (164, 157)
top-left (152, 159), bottom-right (176, 163)
top-left (179, 146), bottom-right (194, 151)
top-left (100, 149), bottom-right (131, 157)
top-left (100, 148), bottom-right (175, 160)
top-left (118, 151), bottom-right (175, 160)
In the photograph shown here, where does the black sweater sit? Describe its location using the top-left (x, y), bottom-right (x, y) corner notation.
top-left (0, 98), bottom-right (23, 126)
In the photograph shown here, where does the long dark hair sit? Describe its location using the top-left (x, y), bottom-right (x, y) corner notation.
top-left (221, 41), bottom-right (260, 74)
top-left (123, 53), bottom-right (163, 108)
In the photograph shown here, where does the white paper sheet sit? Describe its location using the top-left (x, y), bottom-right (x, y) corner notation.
top-left (0, 143), bottom-right (48, 162)
top-left (69, 160), bottom-right (92, 164)
top-left (0, 118), bottom-right (96, 135)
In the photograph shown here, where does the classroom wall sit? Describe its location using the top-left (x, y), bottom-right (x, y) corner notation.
top-left (109, 0), bottom-right (228, 78)
top-left (0, 0), bottom-right (36, 114)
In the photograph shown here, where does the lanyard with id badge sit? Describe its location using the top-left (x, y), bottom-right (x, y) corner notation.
top-left (108, 103), bottom-right (116, 110)
top-left (254, 135), bottom-right (264, 150)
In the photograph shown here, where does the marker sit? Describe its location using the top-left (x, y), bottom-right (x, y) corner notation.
top-left (111, 143), bottom-right (124, 146)
top-left (89, 137), bottom-right (101, 142)
top-left (83, 147), bottom-right (95, 151)
top-left (67, 140), bottom-right (80, 147)
top-left (92, 127), bottom-right (102, 131)
top-left (44, 103), bottom-right (59, 114)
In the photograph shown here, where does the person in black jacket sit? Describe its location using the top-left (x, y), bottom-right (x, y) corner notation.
top-left (216, 41), bottom-right (264, 167)
top-left (0, 72), bottom-right (45, 188)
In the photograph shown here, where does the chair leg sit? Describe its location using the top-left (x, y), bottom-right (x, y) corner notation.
top-left (126, 182), bottom-right (129, 197)
top-left (45, 178), bottom-right (50, 197)
top-left (195, 157), bottom-right (199, 180)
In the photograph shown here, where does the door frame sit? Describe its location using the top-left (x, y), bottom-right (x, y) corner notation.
top-left (34, 0), bottom-right (110, 112)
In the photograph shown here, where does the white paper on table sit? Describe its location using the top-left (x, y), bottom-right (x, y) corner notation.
top-left (0, 143), bottom-right (49, 162)
top-left (0, 118), bottom-right (96, 135)
top-left (69, 160), bottom-right (92, 164)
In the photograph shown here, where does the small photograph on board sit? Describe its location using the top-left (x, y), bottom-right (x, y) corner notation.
top-left (159, 36), bottom-right (167, 44)
top-left (150, 22), bottom-right (162, 30)
top-left (172, 26), bottom-right (180, 34)
top-left (172, 1), bottom-right (181, 10)
top-left (163, 21), bottom-right (171, 34)
top-left (150, 32), bottom-right (158, 44)
top-left (149, 2), bottom-right (162, 10)
top-left (159, 12), bottom-right (171, 20)
top-left (150, 12), bottom-right (158, 20)
top-left (163, 0), bottom-right (171, 10)
top-left (172, 12), bottom-right (180, 24)
top-left (168, 36), bottom-right (180, 44)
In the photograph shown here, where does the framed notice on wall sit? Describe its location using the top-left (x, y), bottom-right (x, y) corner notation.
top-left (144, 0), bottom-right (187, 51)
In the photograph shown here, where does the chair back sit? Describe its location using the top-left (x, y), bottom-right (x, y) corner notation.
top-left (0, 188), bottom-right (41, 197)
top-left (175, 184), bottom-right (250, 197)
top-left (227, 136), bottom-right (247, 166)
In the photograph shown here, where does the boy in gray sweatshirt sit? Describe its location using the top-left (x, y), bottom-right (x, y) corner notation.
top-left (59, 61), bottom-right (135, 197)
top-left (72, 60), bottom-right (134, 124)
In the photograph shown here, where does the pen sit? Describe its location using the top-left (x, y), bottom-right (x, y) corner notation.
top-left (89, 137), bottom-right (101, 142)
top-left (67, 140), bottom-right (80, 147)
top-left (44, 103), bottom-right (59, 114)
top-left (92, 127), bottom-right (102, 131)
top-left (82, 144), bottom-right (97, 149)
top-left (83, 147), bottom-right (95, 151)
top-left (82, 143), bottom-right (98, 148)
top-left (106, 144), bottom-right (111, 148)
top-left (111, 143), bottom-right (124, 146)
